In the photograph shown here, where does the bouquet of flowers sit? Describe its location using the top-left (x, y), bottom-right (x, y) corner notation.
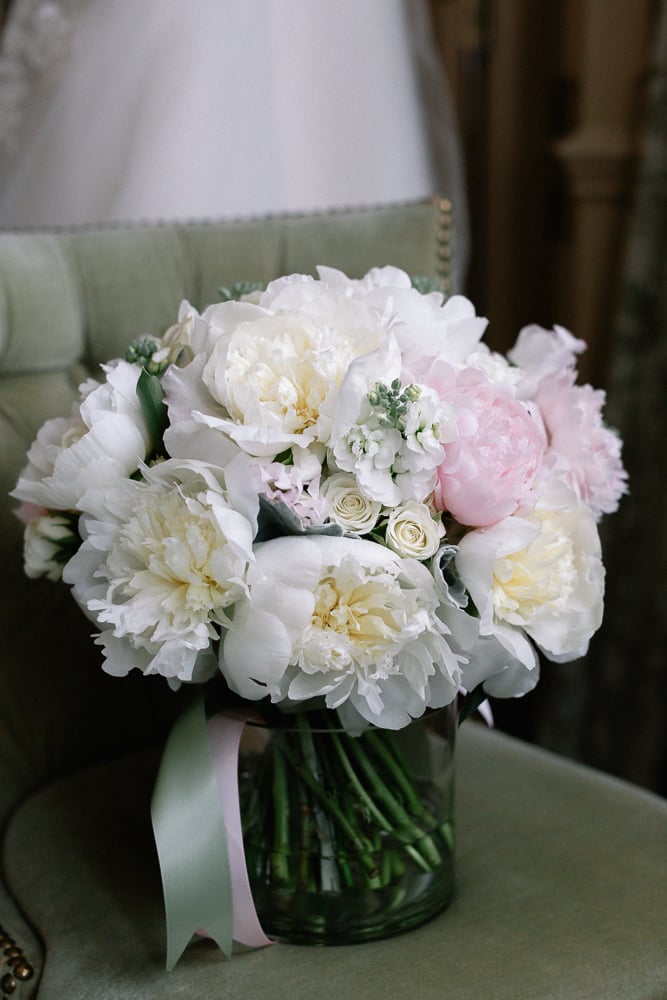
top-left (12, 265), bottom-right (626, 963)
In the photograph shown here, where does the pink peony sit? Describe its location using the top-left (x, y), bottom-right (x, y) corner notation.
top-left (535, 374), bottom-right (628, 518)
top-left (508, 323), bottom-right (586, 399)
top-left (431, 367), bottom-right (546, 526)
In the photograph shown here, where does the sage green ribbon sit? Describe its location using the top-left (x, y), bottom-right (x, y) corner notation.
top-left (151, 692), bottom-right (233, 971)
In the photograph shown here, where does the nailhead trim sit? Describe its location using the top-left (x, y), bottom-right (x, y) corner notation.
top-left (0, 925), bottom-right (34, 998)
top-left (433, 196), bottom-right (454, 297)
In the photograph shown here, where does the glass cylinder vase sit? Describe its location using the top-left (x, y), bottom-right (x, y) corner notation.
top-left (238, 704), bottom-right (456, 945)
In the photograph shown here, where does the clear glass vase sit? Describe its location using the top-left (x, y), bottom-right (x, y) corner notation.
top-left (238, 704), bottom-right (456, 945)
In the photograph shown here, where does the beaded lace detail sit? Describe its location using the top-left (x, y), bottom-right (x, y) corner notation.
top-left (0, 0), bottom-right (74, 153)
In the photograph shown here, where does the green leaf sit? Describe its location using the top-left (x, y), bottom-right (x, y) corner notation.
top-left (217, 280), bottom-right (265, 301)
top-left (136, 367), bottom-right (168, 457)
top-left (273, 448), bottom-right (294, 466)
top-left (411, 275), bottom-right (444, 295)
top-left (458, 684), bottom-right (489, 726)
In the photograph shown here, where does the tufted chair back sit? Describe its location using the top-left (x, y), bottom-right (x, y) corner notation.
top-left (0, 199), bottom-right (452, 843)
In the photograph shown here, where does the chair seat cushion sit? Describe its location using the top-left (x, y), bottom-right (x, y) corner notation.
top-left (4, 725), bottom-right (667, 1000)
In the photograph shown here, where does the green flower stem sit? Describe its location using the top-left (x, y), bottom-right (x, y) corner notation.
top-left (295, 769), bottom-right (314, 892)
top-left (328, 729), bottom-right (394, 830)
top-left (315, 736), bottom-right (356, 889)
top-left (329, 731), bottom-right (431, 887)
top-left (274, 737), bottom-right (382, 887)
top-left (439, 819), bottom-right (455, 853)
top-left (296, 719), bottom-right (341, 893)
top-left (364, 729), bottom-right (437, 824)
top-left (330, 724), bottom-right (442, 872)
top-left (362, 730), bottom-right (444, 869)
top-left (271, 746), bottom-right (292, 885)
top-left (327, 728), bottom-right (433, 875)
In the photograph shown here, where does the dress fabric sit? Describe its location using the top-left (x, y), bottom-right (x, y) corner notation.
top-left (0, 0), bottom-right (468, 283)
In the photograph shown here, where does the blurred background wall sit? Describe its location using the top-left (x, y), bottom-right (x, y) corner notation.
top-left (431, 0), bottom-right (666, 796)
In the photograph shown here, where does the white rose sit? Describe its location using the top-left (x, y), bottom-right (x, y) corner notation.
top-left (320, 473), bottom-right (382, 534)
top-left (385, 501), bottom-right (444, 559)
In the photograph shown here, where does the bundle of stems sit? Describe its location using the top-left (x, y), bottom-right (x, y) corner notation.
top-left (240, 710), bottom-right (454, 897)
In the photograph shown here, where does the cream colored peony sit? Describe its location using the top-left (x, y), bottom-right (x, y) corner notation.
top-left (454, 485), bottom-right (605, 672)
top-left (220, 534), bottom-right (463, 729)
top-left (11, 361), bottom-right (151, 512)
top-left (63, 458), bottom-right (257, 685)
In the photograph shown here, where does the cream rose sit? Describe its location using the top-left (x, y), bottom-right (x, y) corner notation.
top-left (320, 473), bottom-right (382, 534)
top-left (385, 501), bottom-right (444, 559)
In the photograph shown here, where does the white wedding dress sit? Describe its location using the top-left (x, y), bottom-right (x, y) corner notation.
top-left (0, 0), bottom-right (468, 284)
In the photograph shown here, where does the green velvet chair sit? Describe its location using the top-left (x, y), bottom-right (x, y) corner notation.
top-left (1, 200), bottom-right (666, 1000)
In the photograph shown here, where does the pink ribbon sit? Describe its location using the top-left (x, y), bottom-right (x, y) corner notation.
top-left (204, 714), bottom-right (273, 949)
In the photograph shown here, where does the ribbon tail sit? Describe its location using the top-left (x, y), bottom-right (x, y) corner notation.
top-left (477, 698), bottom-right (494, 727)
top-left (207, 714), bottom-right (273, 948)
top-left (151, 693), bottom-right (233, 970)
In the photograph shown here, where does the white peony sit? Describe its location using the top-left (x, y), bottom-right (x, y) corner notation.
top-left (23, 511), bottom-right (78, 581)
top-left (11, 360), bottom-right (151, 512)
top-left (454, 492), bottom-right (604, 671)
top-left (163, 278), bottom-right (392, 461)
top-left (63, 458), bottom-right (257, 685)
top-left (508, 323), bottom-right (586, 400)
top-left (220, 535), bottom-right (463, 730)
top-left (317, 265), bottom-right (489, 368)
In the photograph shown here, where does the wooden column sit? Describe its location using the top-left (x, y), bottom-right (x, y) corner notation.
top-left (550, 0), bottom-right (653, 384)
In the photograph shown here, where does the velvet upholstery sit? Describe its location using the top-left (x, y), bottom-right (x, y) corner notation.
top-left (5, 725), bottom-right (667, 999)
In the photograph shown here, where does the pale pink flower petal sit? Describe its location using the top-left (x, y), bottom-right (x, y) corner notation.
top-left (431, 368), bottom-right (546, 526)
top-left (536, 375), bottom-right (628, 518)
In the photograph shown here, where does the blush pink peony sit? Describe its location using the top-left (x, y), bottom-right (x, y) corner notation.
top-left (535, 374), bottom-right (628, 518)
top-left (431, 367), bottom-right (546, 527)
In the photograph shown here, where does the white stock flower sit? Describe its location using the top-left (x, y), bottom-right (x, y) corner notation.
top-left (331, 339), bottom-right (457, 506)
top-left (454, 494), bottom-right (604, 673)
top-left (11, 360), bottom-right (151, 512)
top-left (320, 472), bottom-right (382, 534)
top-left (62, 459), bottom-right (257, 685)
top-left (221, 535), bottom-right (462, 729)
top-left (385, 501), bottom-right (444, 559)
